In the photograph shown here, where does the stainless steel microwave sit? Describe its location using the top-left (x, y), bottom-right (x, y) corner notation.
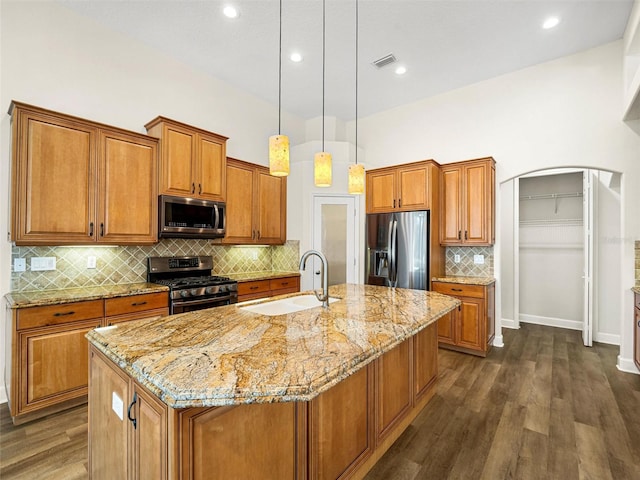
top-left (159, 195), bottom-right (226, 239)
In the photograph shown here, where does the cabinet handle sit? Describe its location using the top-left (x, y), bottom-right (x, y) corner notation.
top-left (393, 199), bottom-right (396, 208)
top-left (638, 320), bottom-right (640, 328)
top-left (465, 230), bottom-right (468, 240)
top-left (100, 223), bottom-right (104, 237)
top-left (252, 230), bottom-right (255, 240)
top-left (53, 311), bottom-right (75, 317)
top-left (127, 392), bottom-right (138, 430)
top-left (192, 183), bottom-right (195, 194)
top-left (257, 230), bottom-right (261, 240)
top-left (452, 288), bottom-right (463, 292)
top-left (398, 198), bottom-right (402, 208)
top-left (131, 301), bottom-right (147, 306)
top-left (249, 286), bottom-right (259, 290)
top-left (281, 282), bottom-right (289, 286)
top-left (199, 183), bottom-right (202, 195)
top-left (458, 230), bottom-right (461, 240)
top-left (89, 222), bottom-right (94, 237)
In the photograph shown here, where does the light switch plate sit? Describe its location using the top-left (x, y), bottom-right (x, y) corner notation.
top-left (14, 258), bottom-right (26, 272)
top-left (473, 254), bottom-right (485, 265)
top-left (87, 256), bottom-right (97, 269)
top-left (112, 392), bottom-right (124, 420)
top-left (31, 256), bottom-right (56, 271)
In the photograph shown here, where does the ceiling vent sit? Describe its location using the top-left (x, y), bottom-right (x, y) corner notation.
top-left (372, 53), bottom-right (397, 68)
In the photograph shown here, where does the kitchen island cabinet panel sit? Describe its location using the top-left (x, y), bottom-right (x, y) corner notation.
top-left (635, 292), bottom-right (639, 370)
top-left (414, 322), bottom-right (438, 402)
top-left (132, 382), bottom-right (168, 480)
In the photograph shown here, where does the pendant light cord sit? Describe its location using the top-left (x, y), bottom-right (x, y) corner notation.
top-left (278, 0), bottom-right (283, 135)
top-left (322, 0), bottom-right (326, 153)
top-left (355, 0), bottom-right (358, 165)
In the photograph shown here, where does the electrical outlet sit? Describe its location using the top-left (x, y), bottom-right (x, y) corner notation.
top-left (252, 251), bottom-right (258, 261)
top-left (31, 256), bottom-right (56, 271)
top-left (454, 254), bottom-right (461, 264)
top-left (14, 258), bottom-right (26, 272)
top-left (473, 254), bottom-right (485, 265)
top-left (87, 256), bottom-right (97, 269)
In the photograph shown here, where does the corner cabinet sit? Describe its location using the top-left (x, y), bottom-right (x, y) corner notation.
top-left (440, 157), bottom-right (495, 246)
top-left (9, 101), bottom-right (159, 246)
top-left (5, 292), bottom-right (169, 425)
top-left (221, 158), bottom-right (286, 245)
top-left (145, 117), bottom-right (227, 202)
top-left (432, 280), bottom-right (495, 357)
top-left (634, 292), bottom-right (639, 371)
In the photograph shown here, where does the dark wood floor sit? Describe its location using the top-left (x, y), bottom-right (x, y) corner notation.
top-left (1, 324), bottom-right (639, 479)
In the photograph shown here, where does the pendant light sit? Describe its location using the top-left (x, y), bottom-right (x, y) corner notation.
top-left (348, 0), bottom-right (365, 195)
top-left (314, 0), bottom-right (332, 187)
top-left (269, 0), bottom-right (290, 177)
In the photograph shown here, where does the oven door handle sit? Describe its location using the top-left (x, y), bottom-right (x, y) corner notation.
top-left (172, 296), bottom-right (234, 308)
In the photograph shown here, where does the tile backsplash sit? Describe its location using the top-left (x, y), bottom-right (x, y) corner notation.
top-left (10, 239), bottom-right (299, 292)
top-left (445, 246), bottom-right (494, 277)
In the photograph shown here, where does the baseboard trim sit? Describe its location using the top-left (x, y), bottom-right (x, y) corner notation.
top-left (593, 332), bottom-right (620, 346)
top-left (501, 318), bottom-right (519, 330)
top-left (492, 334), bottom-right (504, 348)
top-left (519, 313), bottom-right (582, 331)
top-left (617, 355), bottom-right (640, 375)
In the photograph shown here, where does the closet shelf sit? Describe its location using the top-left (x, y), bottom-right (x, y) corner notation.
top-left (519, 218), bottom-right (583, 226)
top-left (519, 192), bottom-right (582, 200)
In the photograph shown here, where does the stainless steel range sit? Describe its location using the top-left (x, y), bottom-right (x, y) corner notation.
top-left (147, 256), bottom-right (238, 314)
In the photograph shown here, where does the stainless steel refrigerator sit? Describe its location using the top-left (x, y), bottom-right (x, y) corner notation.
top-left (365, 210), bottom-right (430, 290)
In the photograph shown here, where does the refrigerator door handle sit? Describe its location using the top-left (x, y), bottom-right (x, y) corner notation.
top-left (390, 219), bottom-right (398, 286)
top-left (387, 218), bottom-right (394, 284)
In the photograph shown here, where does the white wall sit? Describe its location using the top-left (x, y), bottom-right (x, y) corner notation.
top-left (354, 41), bottom-right (640, 373)
top-left (0, 1), bottom-right (307, 405)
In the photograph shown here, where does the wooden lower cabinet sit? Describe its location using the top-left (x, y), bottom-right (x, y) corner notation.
top-left (88, 322), bottom-right (440, 479)
top-left (6, 292), bottom-right (169, 424)
top-left (432, 281), bottom-right (495, 357)
top-left (237, 275), bottom-right (300, 302)
top-left (634, 292), bottom-right (639, 370)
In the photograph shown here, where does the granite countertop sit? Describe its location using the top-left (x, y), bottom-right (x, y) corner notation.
top-left (86, 283), bottom-right (460, 409)
top-left (225, 271), bottom-right (301, 282)
top-left (5, 282), bottom-right (169, 309)
top-left (432, 276), bottom-right (496, 286)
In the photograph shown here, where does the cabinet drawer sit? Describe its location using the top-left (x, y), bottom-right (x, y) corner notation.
top-left (238, 280), bottom-right (271, 296)
top-left (105, 292), bottom-right (169, 317)
top-left (17, 300), bottom-right (104, 330)
top-left (432, 282), bottom-right (485, 299)
top-left (269, 277), bottom-right (300, 292)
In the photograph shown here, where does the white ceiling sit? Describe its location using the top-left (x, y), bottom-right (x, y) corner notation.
top-left (59, 0), bottom-right (634, 121)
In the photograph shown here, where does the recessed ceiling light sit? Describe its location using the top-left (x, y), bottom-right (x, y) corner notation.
top-left (290, 52), bottom-right (303, 63)
top-left (542, 17), bottom-right (560, 29)
top-left (395, 66), bottom-right (407, 75)
top-left (223, 5), bottom-right (239, 19)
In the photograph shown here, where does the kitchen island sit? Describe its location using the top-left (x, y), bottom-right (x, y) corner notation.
top-left (87, 284), bottom-right (459, 480)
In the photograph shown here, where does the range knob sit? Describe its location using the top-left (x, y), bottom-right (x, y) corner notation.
top-left (180, 290), bottom-right (189, 298)
top-left (205, 286), bottom-right (216, 295)
top-left (219, 285), bottom-right (227, 293)
top-left (190, 289), bottom-right (200, 297)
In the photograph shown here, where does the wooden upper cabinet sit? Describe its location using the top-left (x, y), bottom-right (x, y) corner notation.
top-left (440, 157), bottom-right (495, 246)
top-left (221, 158), bottom-right (286, 245)
top-left (366, 160), bottom-right (438, 214)
top-left (9, 101), bottom-right (159, 245)
top-left (145, 117), bottom-right (227, 202)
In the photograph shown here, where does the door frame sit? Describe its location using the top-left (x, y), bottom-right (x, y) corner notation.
top-left (311, 194), bottom-right (360, 290)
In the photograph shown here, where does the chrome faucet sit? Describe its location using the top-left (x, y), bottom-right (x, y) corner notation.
top-left (299, 250), bottom-right (329, 307)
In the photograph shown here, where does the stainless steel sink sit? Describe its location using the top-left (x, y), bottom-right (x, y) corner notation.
top-left (239, 294), bottom-right (339, 316)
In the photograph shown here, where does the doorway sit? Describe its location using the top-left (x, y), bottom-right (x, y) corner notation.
top-left (501, 168), bottom-right (621, 347)
top-left (311, 195), bottom-right (359, 290)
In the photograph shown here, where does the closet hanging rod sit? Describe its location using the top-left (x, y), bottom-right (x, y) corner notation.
top-left (519, 192), bottom-right (583, 200)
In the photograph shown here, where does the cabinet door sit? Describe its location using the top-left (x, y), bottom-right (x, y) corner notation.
top-left (634, 303), bottom-right (640, 369)
top-left (255, 167), bottom-right (286, 244)
top-left (440, 166), bottom-right (463, 244)
top-left (196, 133), bottom-right (226, 201)
top-left (375, 340), bottom-right (412, 442)
top-left (131, 383), bottom-right (167, 480)
top-left (12, 109), bottom-right (96, 244)
top-left (223, 160), bottom-right (256, 244)
top-left (309, 365), bottom-right (374, 480)
top-left (414, 322), bottom-right (438, 402)
top-left (436, 308), bottom-right (456, 345)
top-left (89, 348), bottom-right (130, 480)
top-left (458, 297), bottom-right (484, 351)
top-left (99, 130), bottom-right (158, 244)
top-left (397, 164), bottom-right (429, 210)
top-left (464, 162), bottom-right (491, 244)
top-left (366, 170), bottom-right (396, 213)
top-left (19, 319), bottom-right (100, 412)
top-left (161, 124), bottom-right (195, 196)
